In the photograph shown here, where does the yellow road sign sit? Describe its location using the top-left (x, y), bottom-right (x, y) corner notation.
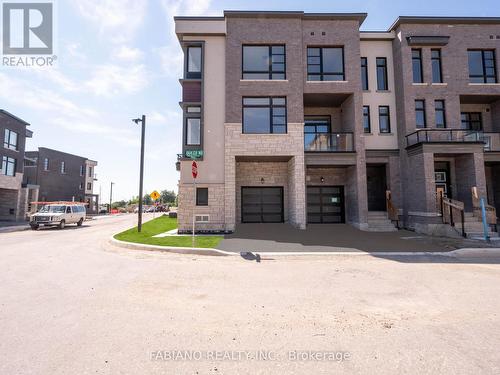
top-left (150, 191), bottom-right (160, 201)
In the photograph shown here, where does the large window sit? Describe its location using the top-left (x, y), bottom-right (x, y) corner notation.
top-left (412, 49), bottom-right (423, 83)
top-left (378, 106), bottom-right (391, 133)
top-left (304, 116), bottom-right (331, 150)
top-left (435, 100), bottom-right (446, 128)
top-left (186, 118), bottom-right (201, 145)
top-left (196, 187), bottom-right (208, 206)
top-left (186, 46), bottom-right (202, 79)
top-left (1, 156), bottom-right (16, 176)
top-left (3, 129), bottom-right (18, 151)
top-left (415, 100), bottom-right (426, 128)
top-left (468, 50), bottom-right (497, 83)
top-left (60, 161), bottom-right (66, 174)
top-left (361, 57), bottom-right (368, 90)
top-left (242, 45), bottom-right (285, 80)
top-left (43, 158), bottom-right (49, 171)
top-left (461, 112), bottom-right (482, 131)
top-left (307, 47), bottom-right (344, 81)
top-left (431, 49), bottom-right (443, 83)
top-left (376, 57), bottom-right (388, 90)
top-left (242, 97), bottom-right (286, 134)
top-left (363, 106), bottom-right (371, 133)
top-left (80, 165), bottom-right (84, 176)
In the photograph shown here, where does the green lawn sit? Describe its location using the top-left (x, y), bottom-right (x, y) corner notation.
top-left (114, 216), bottom-right (223, 248)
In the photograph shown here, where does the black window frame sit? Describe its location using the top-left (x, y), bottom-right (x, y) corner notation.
top-left (363, 106), bottom-right (371, 133)
top-left (412, 49), bottom-right (423, 83)
top-left (415, 99), bottom-right (426, 128)
top-left (307, 47), bottom-right (345, 81)
top-left (461, 112), bottom-right (483, 131)
top-left (468, 49), bottom-right (497, 83)
top-left (3, 129), bottom-right (18, 151)
top-left (242, 45), bottom-right (286, 80)
top-left (431, 49), bottom-right (443, 83)
top-left (378, 106), bottom-right (391, 134)
top-left (196, 187), bottom-right (208, 206)
top-left (242, 97), bottom-right (287, 134)
top-left (185, 45), bottom-right (202, 79)
top-left (376, 57), bottom-right (388, 90)
top-left (361, 57), bottom-right (368, 90)
top-left (435, 100), bottom-right (446, 128)
top-left (60, 161), bottom-right (65, 174)
top-left (1, 156), bottom-right (16, 176)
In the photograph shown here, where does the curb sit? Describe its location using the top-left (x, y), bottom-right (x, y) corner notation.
top-left (0, 225), bottom-right (30, 233)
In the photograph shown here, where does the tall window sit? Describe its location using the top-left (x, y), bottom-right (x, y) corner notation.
top-left (242, 97), bottom-right (286, 134)
top-left (378, 106), bottom-right (390, 133)
top-left (80, 165), bottom-right (84, 176)
top-left (468, 50), bottom-right (497, 83)
top-left (435, 100), bottom-right (446, 128)
top-left (186, 46), bottom-right (202, 79)
top-left (88, 166), bottom-right (93, 177)
top-left (3, 129), bottom-right (18, 150)
top-left (376, 57), bottom-right (388, 90)
top-left (431, 49), bottom-right (443, 83)
top-left (186, 118), bottom-right (201, 145)
top-left (361, 57), bottom-right (368, 90)
top-left (87, 182), bottom-right (92, 190)
top-left (43, 158), bottom-right (49, 171)
top-left (415, 100), bottom-right (426, 128)
top-left (242, 45), bottom-right (285, 80)
top-left (412, 49), bottom-right (423, 83)
top-left (304, 116), bottom-right (331, 151)
top-left (1, 156), bottom-right (16, 176)
top-left (196, 187), bottom-right (208, 206)
top-left (60, 161), bottom-right (65, 174)
top-left (363, 106), bottom-right (371, 133)
top-left (307, 47), bottom-right (344, 81)
top-left (461, 112), bottom-right (482, 130)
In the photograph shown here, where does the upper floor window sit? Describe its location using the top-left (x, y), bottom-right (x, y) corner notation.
top-left (363, 106), bottom-right (371, 133)
top-left (376, 57), bottom-right (388, 90)
top-left (88, 166), bottom-right (93, 177)
top-left (186, 118), bottom-right (201, 145)
top-left (412, 49), bottom-right (423, 83)
top-left (461, 112), bottom-right (482, 131)
top-left (87, 182), bottom-right (92, 190)
top-left (435, 100), bottom-right (446, 128)
top-left (3, 129), bottom-right (18, 151)
top-left (468, 50), bottom-right (497, 83)
top-left (43, 158), bottom-right (49, 171)
top-left (1, 156), bottom-right (16, 176)
top-left (242, 97), bottom-right (286, 134)
top-left (80, 165), bottom-right (84, 176)
top-left (431, 49), bottom-right (443, 83)
top-left (242, 45), bottom-right (285, 80)
top-left (186, 46), bottom-right (202, 79)
top-left (361, 57), bottom-right (368, 90)
top-left (415, 100), bottom-right (426, 128)
top-left (378, 106), bottom-right (391, 133)
top-left (79, 182), bottom-right (83, 190)
top-left (60, 161), bottom-right (66, 174)
top-left (307, 47), bottom-right (344, 81)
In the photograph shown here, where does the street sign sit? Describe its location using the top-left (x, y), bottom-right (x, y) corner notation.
top-left (192, 161), bottom-right (198, 179)
top-left (150, 190), bottom-right (160, 201)
top-left (185, 150), bottom-right (203, 159)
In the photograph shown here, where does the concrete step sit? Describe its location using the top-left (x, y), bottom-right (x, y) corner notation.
top-left (367, 214), bottom-right (398, 231)
top-left (467, 231), bottom-right (499, 239)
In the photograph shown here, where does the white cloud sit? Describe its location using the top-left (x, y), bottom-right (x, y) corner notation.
top-left (148, 110), bottom-right (181, 126)
top-left (113, 46), bottom-right (144, 62)
top-left (85, 64), bottom-right (149, 97)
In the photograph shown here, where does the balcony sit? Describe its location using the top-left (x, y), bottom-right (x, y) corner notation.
top-left (405, 129), bottom-right (487, 148)
top-left (304, 132), bottom-right (354, 152)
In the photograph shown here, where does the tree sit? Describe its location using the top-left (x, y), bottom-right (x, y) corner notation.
top-left (143, 193), bottom-right (153, 205)
top-left (111, 200), bottom-right (127, 209)
top-left (160, 189), bottom-right (177, 204)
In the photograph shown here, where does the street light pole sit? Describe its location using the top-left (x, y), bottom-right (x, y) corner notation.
top-left (133, 115), bottom-right (146, 232)
top-left (109, 182), bottom-right (114, 214)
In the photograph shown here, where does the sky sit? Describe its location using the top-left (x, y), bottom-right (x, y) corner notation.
top-left (1, 0), bottom-right (498, 202)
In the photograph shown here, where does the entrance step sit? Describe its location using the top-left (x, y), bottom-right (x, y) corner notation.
top-left (467, 231), bottom-right (499, 239)
top-left (367, 211), bottom-right (398, 232)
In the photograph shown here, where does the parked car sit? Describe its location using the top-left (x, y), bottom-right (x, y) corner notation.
top-left (30, 203), bottom-right (86, 230)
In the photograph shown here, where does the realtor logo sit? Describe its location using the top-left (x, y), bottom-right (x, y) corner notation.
top-left (2, 2), bottom-right (53, 54)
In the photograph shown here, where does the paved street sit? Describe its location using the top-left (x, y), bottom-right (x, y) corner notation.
top-left (1, 215), bottom-right (500, 374)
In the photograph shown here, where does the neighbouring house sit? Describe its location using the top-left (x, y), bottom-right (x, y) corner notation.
top-left (174, 11), bottom-right (500, 238)
top-left (23, 148), bottom-right (99, 214)
top-left (0, 109), bottom-right (39, 221)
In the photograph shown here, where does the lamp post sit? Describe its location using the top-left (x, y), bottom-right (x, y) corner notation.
top-left (109, 182), bottom-right (114, 214)
top-left (132, 115), bottom-right (146, 232)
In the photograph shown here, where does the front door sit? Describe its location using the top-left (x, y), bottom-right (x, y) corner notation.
top-left (307, 186), bottom-right (345, 223)
top-left (367, 165), bottom-right (387, 211)
top-left (241, 187), bottom-right (284, 223)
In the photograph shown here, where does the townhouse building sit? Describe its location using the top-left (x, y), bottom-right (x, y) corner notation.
top-left (174, 11), bottom-right (500, 237)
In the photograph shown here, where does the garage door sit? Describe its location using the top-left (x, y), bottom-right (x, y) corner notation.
top-left (307, 186), bottom-right (344, 223)
top-left (241, 187), bottom-right (284, 223)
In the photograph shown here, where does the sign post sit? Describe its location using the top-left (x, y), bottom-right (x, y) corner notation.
top-left (191, 160), bottom-right (198, 249)
top-left (150, 190), bottom-right (160, 218)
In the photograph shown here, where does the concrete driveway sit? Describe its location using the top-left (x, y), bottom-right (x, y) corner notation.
top-left (218, 223), bottom-right (490, 253)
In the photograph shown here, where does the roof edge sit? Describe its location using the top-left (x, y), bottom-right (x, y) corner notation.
top-left (0, 109), bottom-right (30, 126)
top-left (389, 16), bottom-right (500, 31)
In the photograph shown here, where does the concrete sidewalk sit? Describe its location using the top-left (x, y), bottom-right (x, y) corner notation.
top-left (0, 222), bottom-right (29, 233)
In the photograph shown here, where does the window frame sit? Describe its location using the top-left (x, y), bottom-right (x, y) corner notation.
top-left (60, 161), bottom-right (66, 174)
top-left (43, 158), bottom-right (49, 171)
top-left (242, 97), bottom-right (287, 134)
top-left (1, 156), bottom-right (16, 176)
top-left (307, 46), bottom-right (345, 81)
top-left (185, 117), bottom-right (201, 146)
top-left (412, 49), bottom-right (423, 83)
top-left (361, 57), bottom-right (368, 90)
top-left (185, 45), bottom-right (202, 79)
top-left (461, 112), bottom-right (483, 131)
top-left (196, 187), bottom-right (208, 206)
top-left (431, 49), bottom-right (443, 83)
top-left (3, 129), bottom-right (18, 151)
top-left (435, 100), bottom-right (446, 128)
top-left (376, 57), bottom-right (388, 90)
top-left (415, 99), bottom-right (427, 128)
top-left (378, 106), bottom-right (391, 134)
top-left (242, 44), bottom-right (286, 80)
top-left (363, 106), bottom-right (371, 133)
top-left (468, 49), bottom-right (497, 83)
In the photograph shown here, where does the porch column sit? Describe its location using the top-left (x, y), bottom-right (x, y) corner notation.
top-left (287, 155), bottom-right (306, 229)
top-left (455, 152), bottom-right (487, 211)
top-left (406, 152), bottom-right (436, 215)
top-left (224, 154), bottom-right (236, 232)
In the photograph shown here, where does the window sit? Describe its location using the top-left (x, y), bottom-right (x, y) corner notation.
top-left (186, 118), bottom-right (201, 145)
top-left (186, 106), bottom-right (201, 113)
top-left (79, 182), bottom-right (83, 190)
top-left (415, 100), bottom-right (426, 128)
top-left (196, 187), bottom-right (208, 206)
top-left (412, 49), bottom-right (423, 83)
top-left (80, 165), bottom-right (84, 176)
top-left (304, 116), bottom-right (331, 150)
top-left (186, 46), bottom-right (202, 79)
top-left (376, 57), bottom-right (388, 90)
top-left (378, 106), bottom-right (391, 133)
top-left (307, 47), bottom-right (344, 81)
top-left (431, 49), bottom-right (443, 83)
top-left (43, 158), bottom-right (49, 171)
top-left (242, 97), bottom-right (286, 134)
top-left (242, 45), bottom-right (285, 80)
top-left (87, 182), bottom-right (92, 190)
top-left (435, 100), bottom-right (446, 128)
top-left (461, 112), bottom-right (482, 131)
top-left (66, 206), bottom-right (71, 214)
top-left (361, 57), bottom-right (368, 90)
top-left (60, 161), bottom-right (65, 174)
top-left (88, 166), bottom-right (93, 177)
top-left (1, 156), bottom-right (16, 176)
top-left (363, 106), bottom-right (371, 133)
top-left (3, 129), bottom-right (18, 150)
top-left (468, 50), bottom-right (497, 83)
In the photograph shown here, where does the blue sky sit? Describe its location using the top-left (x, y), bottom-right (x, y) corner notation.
top-left (1, 0), bottom-right (497, 202)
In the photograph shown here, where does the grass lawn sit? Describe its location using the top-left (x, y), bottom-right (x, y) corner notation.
top-left (114, 216), bottom-right (223, 248)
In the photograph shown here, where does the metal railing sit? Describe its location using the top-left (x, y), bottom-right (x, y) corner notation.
top-left (386, 190), bottom-right (399, 228)
top-left (304, 132), bottom-right (354, 152)
top-left (438, 192), bottom-right (466, 237)
top-left (406, 129), bottom-right (485, 148)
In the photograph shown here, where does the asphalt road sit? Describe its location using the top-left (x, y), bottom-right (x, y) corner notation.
top-left (1, 214), bottom-right (500, 374)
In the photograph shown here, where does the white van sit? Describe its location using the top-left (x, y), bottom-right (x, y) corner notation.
top-left (30, 203), bottom-right (86, 230)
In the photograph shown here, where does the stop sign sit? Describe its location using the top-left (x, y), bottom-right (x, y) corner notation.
top-left (192, 161), bottom-right (198, 179)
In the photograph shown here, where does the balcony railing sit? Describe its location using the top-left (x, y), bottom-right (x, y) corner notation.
top-left (405, 129), bottom-right (486, 148)
top-left (481, 132), bottom-right (500, 152)
top-left (304, 132), bottom-right (354, 152)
